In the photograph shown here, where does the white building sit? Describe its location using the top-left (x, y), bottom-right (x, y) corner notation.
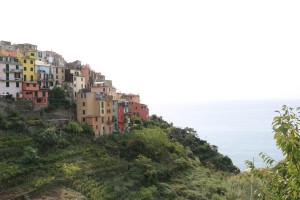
top-left (0, 55), bottom-right (22, 99)
top-left (71, 69), bottom-right (85, 99)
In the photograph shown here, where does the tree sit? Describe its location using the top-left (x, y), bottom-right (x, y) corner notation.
top-left (36, 126), bottom-right (60, 147)
top-left (48, 86), bottom-right (70, 109)
top-left (246, 105), bottom-right (300, 199)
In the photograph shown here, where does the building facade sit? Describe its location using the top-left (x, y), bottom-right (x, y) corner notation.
top-left (117, 100), bottom-right (130, 132)
top-left (35, 61), bottom-right (54, 90)
top-left (0, 55), bottom-right (22, 99)
top-left (22, 82), bottom-right (48, 110)
top-left (77, 91), bottom-right (114, 137)
top-left (19, 50), bottom-right (37, 82)
top-left (129, 102), bottom-right (149, 121)
top-left (80, 64), bottom-right (90, 89)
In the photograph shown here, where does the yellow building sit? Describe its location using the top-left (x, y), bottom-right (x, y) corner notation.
top-left (18, 50), bottom-right (37, 82)
top-left (77, 90), bottom-right (113, 137)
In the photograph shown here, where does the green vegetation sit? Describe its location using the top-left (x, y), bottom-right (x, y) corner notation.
top-left (47, 86), bottom-right (73, 111)
top-left (246, 105), bottom-right (300, 199)
top-left (0, 110), bottom-right (252, 199)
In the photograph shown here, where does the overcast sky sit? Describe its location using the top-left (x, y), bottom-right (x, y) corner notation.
top-left (2, 0), bottom-right (300, 107)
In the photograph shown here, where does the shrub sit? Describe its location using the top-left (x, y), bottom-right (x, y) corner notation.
top-left (23, 146), bottom-right (40, 164)
top-left (66, 122), bottom-right (83, 134)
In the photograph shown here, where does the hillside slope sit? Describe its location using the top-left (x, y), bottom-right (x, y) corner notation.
top-left (0, 110), bottom-right (247, 200)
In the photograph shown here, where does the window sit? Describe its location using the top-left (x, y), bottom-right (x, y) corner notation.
top-left (82, 102), bottom-right (86, 106)
top-left (81, 84), bottom-right (83, 88)
top-left (83, 110), bottom-right (85, 115)
top-left (74, 77), bottom-right (76, 81)
top-left (6, 64), bottom-right (9, 71)
top-left (96, 117), bottom-right (98, 121)
top-left (6, 82), bottom-right (9, 87)
top-left (24, 59), bottom-right (27, 63)
top-left (35, 92), bottom-right (38, 97)
top-left (83, 117), bottom-right (85, 122)
top-left (33, 84), bottom-right (36, 87)
top-left (30, 68), bottom-right (33, 71)
top-left (31, 52), bottom-right (34, 56)
top-left (30, 60), bottom-right (33, 64)
top-left (26, 83), bottom-right (29, 87)
top-left (56, 75), bottom-right (58, 79)
top-left (81, 78), bottom-right (83, 81)
top-left (102, 117), bottom-right (104, 123)
top-left (37, 98), bottom-right (42, 103)
top-left (56, 68), bottom-right (58, 73)
top-left (6, 73), bottom-right (9, 80)
top-left (30, 75), bottom-right (33, 81)
top-left (16, 82), bottom-right (19, 87)
top-left (24, 75), bottom-right (26, 81)
top-left (96, 125), bottom-right (98, 129)
top-left (16, 65), bottom-right (19, 70)
top-left (23, 67), bottom-right (26, 71)
top-left (42, 91), bottom-right (46, 97)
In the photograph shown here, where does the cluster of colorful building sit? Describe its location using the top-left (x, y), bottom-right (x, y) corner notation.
top-left (0, 40), bottom-right (149, 136)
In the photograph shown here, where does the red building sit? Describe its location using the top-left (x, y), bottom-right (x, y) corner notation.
top-left (22, 82), bottom-right (48, 109)
top-left (118, 101), bottom-right (130, 132)
top-left (118, 102), bottom-right (125, 132)
top-left (129, 102), bottom-right (149, 121)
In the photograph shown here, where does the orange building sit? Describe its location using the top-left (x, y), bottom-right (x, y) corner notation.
top-left (77, 90), bottom-right (113, 137)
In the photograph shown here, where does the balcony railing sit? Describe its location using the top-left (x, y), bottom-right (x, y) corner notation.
top-left (0, 78), bottom-right (22, 82)
top-left (0, 58), bottom-right (19, 64)
top-left (3, 68), bottom-right (22, 73)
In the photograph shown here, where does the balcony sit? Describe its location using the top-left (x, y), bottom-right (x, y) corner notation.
top-left (0, 78), bottom-right (22, 82)
top-left (38, 77), bottom-right (54, 82)
top-left (3, 68), bottom-right (22, 73)
top-left (0, 58), bottom-right (19, 64)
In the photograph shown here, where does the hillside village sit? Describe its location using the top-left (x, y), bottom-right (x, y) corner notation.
top-left (0, 40), bottom-right (149, 137)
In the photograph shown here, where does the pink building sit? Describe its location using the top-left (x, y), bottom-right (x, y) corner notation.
top-left (22, 82), bottom-right (48, 109)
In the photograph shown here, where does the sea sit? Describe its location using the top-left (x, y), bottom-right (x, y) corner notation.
top-left (150, 99), bottom-right (300, 171)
